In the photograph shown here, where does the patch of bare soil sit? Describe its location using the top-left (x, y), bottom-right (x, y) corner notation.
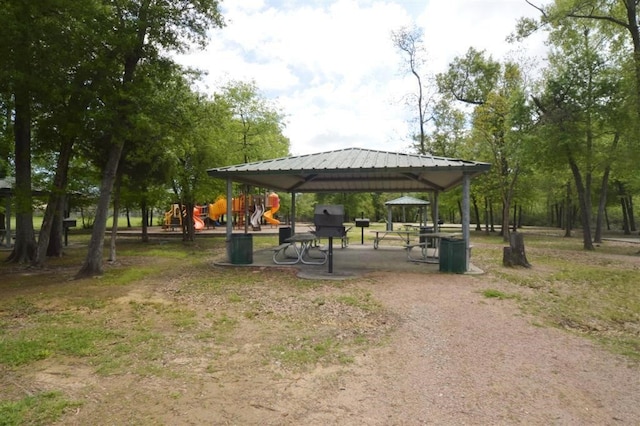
top-left (6, 255), bottom-right (640, 425)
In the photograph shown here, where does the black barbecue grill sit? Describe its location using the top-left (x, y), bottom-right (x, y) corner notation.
top-left (313, 205), bottom-right (345, 273)
top-left (354, 216), bottom-right (370, 244)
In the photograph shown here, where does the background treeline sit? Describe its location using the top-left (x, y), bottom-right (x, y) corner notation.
top-left (1, 1), bottom-right (639, 277)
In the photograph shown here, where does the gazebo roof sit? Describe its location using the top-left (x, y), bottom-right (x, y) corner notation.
top-left (207, 148), bottom-right (490, 193)
top-left (385, 196), bottom-right (430, 206)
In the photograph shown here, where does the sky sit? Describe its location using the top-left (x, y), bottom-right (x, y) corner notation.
top-left (177, 0), bottom-right (548, 156)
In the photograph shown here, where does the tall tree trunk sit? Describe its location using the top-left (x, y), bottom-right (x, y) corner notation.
top-left (76, 141), bottom-right (125, 277)
top-left (7, 90), bottom-right (36, 263)
top-left (594, 133), bottom-right (618, 243)
top-left (628, 196), bottom-right (636, 232)
top-left (484, 196), bottom-right (490, 234)
top-left (621, 196), bottom-right (630, 235)
top-left (33, 138), bottom-right (73, 266)
top-left (183, 202), bottom-right (195, 242)
top-left (564, 181), bottom-right (572, 237)
top-left (489, 201), bottom-right (495, 232)
top-left (593, 167), bottom-right (610, 244)
top-left (472, 195), bottom-right (481, 231)
top-left (517, 205), bottom-right (523, 229)
top-left (568, 159), bottom-right (594, 250)
top-left (500, 166), bottom-right (519, 242)
top-left (46, 201), bottom-right (64, 257)
top-left (141, 201), bottom-right (149, 243)
top-left (109, 172), bottom-right (122, 262)
top-left (501, 200), bottom-right (510, 242)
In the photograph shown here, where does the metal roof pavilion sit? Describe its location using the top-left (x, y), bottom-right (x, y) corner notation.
top-left (207, 147), bottom-right (491, 273)
top-left (207, 148), bottom-right (490, 193)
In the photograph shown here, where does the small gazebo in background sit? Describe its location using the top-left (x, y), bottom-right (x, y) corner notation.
top-left (384, 196), bottom-right (430, 231)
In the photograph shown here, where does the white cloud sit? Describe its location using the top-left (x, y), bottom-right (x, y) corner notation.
top-left (176, 0), bottom-right (548, 157)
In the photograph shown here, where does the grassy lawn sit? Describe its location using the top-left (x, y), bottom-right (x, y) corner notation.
top-left (470, 230), bottom-right (640, 360)
top-left (0, 228), bottom-right (638, 424)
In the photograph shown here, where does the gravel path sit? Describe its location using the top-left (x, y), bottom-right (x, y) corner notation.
top-left (291, 272), bottom-right (640, 425)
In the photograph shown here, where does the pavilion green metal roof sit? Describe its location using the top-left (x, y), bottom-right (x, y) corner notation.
top-left (207, 147), bottom-right (490, 193)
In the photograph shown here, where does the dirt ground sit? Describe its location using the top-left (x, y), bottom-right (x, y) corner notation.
top-left (3, 241), bottom-right (640, 425)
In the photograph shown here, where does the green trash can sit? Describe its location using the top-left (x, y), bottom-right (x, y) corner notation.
top-left (439, 238), bottom-right (466, 273)
top-left (230, 234), bottom-right (253, 265)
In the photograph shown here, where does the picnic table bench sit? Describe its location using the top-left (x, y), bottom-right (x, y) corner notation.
top-left (272, 233), bottom-right (328, 265)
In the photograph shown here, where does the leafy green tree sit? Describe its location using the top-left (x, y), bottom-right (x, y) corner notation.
top-left (438, 49), bottom-right (533, 241)
top-left (77, 0), bottom-right (224, 277)
top-left (0, 0), bottom-right (75, 263)
top-left (425, 99), bottom-right (468, 158)
top-left (533, 25), bottom-right (627, 249)
top-left (217, 80), bottom-right (290, 164)
top-left (165, 85), bottom-right (232, 241)
top-left (519, 0), bottom-right (640, 126)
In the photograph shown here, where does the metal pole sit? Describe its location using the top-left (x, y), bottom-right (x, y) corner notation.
top-left (462, 174), bottom-right (471, 272)
top-left (290, 193), bottom-right (296, 235)
top-left (433, 191), bottom-right (439, 232)
top-left (328, 237), bottom-right (333, 273)
top-left (226, 178), bottom-right (233, 262)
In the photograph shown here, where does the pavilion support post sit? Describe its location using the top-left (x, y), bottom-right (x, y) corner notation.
top-left (244, 185), bottom-right (250, 234)
top-left (462, 173), bottom-right (471, 272)
top-left (433, 191), bottom-right (439, 232)
top-left (386, 206), bottom-right (392, 231)
top-left (290, 192), bottom-right (296, 235)
top-left (225, 178), bottom-right (233, 262)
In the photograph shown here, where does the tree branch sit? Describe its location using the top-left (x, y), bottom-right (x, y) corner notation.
top-left (566, 11), bottom-right (630, 29)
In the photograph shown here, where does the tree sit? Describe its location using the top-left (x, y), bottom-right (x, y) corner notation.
top-left (533, 25), bottom-right (627, 249)
top-left (520, 0), bottom-right (640, 128)
top-left (438, 49), bottom-right (533, 241)
top-left (76, 0), bottom-right (224, 277)
top-left (0, 1), bottom-right (58, 263)
top-left (32, 8), bottom-right (112, 266)
top-left (217, 80), bottom-right (290, 164)
top-left (166, 82), bottom-right (231, 241)
top-left (425, 99), bottom-right (468, 158)
top-left (391, 25), bottom-right (435, 154)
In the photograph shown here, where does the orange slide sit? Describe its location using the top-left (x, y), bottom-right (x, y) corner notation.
top-left (193, 207), bottom-right (204, 231)
top-left (264, 205), bottom-right (280, 225)
top-left (264, 192), bottom-right (281, 225)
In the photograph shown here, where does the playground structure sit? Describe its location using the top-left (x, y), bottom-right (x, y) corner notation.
top-left (163, 204), bottom-right (205, 231)
top-left (163, 192), bottom-right (282, 231)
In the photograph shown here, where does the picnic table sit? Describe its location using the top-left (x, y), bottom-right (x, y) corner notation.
top-left (369, 229), bottom-right (462, 263)
top-left (370, 230), bottom-right (422, 249)
top-left (403, 232), bottom-right (463, 263)
top-left (272, 233), bottom-right (328, 265)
